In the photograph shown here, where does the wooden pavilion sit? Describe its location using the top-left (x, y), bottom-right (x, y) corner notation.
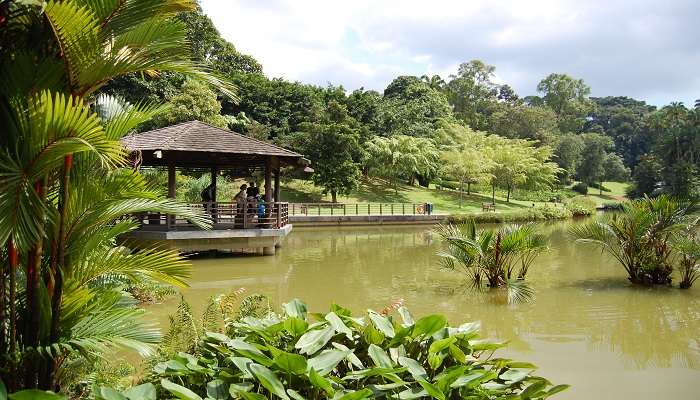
top-left (119, 120), bottom-right (308, 255)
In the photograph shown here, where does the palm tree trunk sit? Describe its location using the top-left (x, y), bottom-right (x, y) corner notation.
top-left (25, 179), bottom-right (46, 388)
top-left (6, 239), bottom-right (18, 391)
top-left (45, 154), bottom-right (72, 389)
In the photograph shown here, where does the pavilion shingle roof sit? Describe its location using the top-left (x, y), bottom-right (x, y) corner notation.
top-left (121, 120), bottom-right (302, 159)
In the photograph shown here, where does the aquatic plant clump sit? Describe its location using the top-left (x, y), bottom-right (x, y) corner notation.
top-left (110, 299), bottom-right (568, 399)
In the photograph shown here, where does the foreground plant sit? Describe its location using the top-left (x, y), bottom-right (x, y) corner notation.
top-left (127, 299), bottom-right (567, 399)
top-left (569, 195), bottom-right (698, 286)
top-left (436, 221), bottom-right (548, 303)
top-left (0, 0), bottom-right (231, 391)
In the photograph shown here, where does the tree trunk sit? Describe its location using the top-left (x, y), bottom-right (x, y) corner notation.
top-left (467, 182), bottom-right (471, 195)
top-left (599, 181), bottom-right (603, 196)
top-left (507, 185), bottom-right (511, 203)
top-left (491, 184), bottom-right (496, 204)
top-left (25, 179), bottom-right (46, 388)
top-left (459, 180), bottom-right (463, 208)
top-left (331, 190), bottom-right (337, 203)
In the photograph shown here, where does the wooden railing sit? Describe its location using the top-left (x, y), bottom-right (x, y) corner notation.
top-left (135, 202), bottom-right (289, 230)
top-left (289, 202), bottom-right (433, 216)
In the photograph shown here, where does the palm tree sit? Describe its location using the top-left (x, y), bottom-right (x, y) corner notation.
top-left (569, 195), bottom-right (698, 286)
top-left (0, 0), bottom-right (232, 391)
top-left (436, 221), bottom-right (548, 303)
top-left (420, 74), bottom-right (446, 91)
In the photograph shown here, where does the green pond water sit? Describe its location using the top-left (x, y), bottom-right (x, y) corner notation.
top-left (145, 220), bottom-right (700, 400)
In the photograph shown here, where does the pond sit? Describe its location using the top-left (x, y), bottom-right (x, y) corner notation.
top-left (146, 220), bottom-right (700, 400)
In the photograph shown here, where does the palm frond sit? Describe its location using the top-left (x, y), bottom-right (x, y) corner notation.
top-left (505, 279), bottom-right (535, 304)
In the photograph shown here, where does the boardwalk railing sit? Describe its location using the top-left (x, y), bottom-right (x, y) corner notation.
top-left (135, 201), bottom-right (289, 230)
top-left (289, 202), bottom-right (433, 216)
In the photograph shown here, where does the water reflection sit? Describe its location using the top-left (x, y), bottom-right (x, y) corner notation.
top-left (150, 223), bottom-right (700, 398)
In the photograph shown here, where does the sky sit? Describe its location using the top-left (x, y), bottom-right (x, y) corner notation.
top-left (200, 0), bottom-right (700, 107)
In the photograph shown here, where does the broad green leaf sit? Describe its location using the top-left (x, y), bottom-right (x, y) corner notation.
top-left (160, 379), bottom-right (203, 400)
top-left (206, 379), bottom-right (228, 400)
top-left (428, 353), bottom-right (445, 370)
top-left (123, 383), bottom-right (157, 400)
top-left (307, 349), bottom-right (350, 376)
top-left (520, 379), bottom-right (547, 398)
top-left (429, 337), bottom-right (456, 354)
top-left (396, 387), bottom-right (427, 399)
top-left (332, 342), bottom-right (365, 369)
top-left (449, 344), bottom-right (466, 363)
top-left (469, 339), bottom-right (507, 351)
top-left (229, 383), bottom-right (253, 393)
top-left (230, 356), bottom-right (254, 379)
top-left (500, 369), bottom-right (530, 384)
top-left (308, 368), bottom-right (335, 396)
top-left (398, 356), bottom-right (427, 380)
top-left (545, 384), bottom-right (571, 397)
top-left (368, 344), bottom-right (393, 368)
top-left (8, 391), bottom-right (66, 400)
top-left (368, 311), bottom-right (395, 338)
top-left (397, 306), bottom-right (414, 326)
top-left (434, 366), bottom-right (467, 392)
top-left (336, 388), bottom-right (373, 400)
top-left (273, 352), bottom-right (308, 375)
top-left (507, 361), bottom-right (538, 369)
top-left (283, 299), bottom-right (308, 319)
top-left (231, 391), bottom-right (267, 400)
top-left (0, 380), bottom-right (5, 400)
top-left (230, 340), bottom-right (273, 366)
top-left (325, 312), bottom-right (353, 339)
top-left (411, 315), bottom-right (446, 338)
top-left (249, 363), bottom-right (289, 400)
top-left (330, 303), bottom-right (352, 317)
top-left (284, 317), bottom-right (309, 337)
top-left (295, 326), bottom-right (335, 355)
top-left (286, 389), bottom-right (307, 400)
top-left (362, 324), bottom-right (385, 345)
top-left (205, 332), bottom-right (231, 343)
top-left (449, 372), bottom-right (485, 389)
top-left (417, 380), bottom-right (445, 400)
top-left (95, 388), bottom-right (126, 400)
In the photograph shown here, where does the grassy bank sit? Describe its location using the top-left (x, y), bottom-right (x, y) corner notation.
top-left (280, 177), bottom-right (628, 219)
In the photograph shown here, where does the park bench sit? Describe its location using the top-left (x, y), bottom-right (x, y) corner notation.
top-left (482, 202), bottom-right (496, 212)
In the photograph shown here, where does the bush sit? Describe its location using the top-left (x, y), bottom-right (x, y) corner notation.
top-left (572, 182), bottom-right (588, 195)
top-left (565, 196), bottom-right (597, 216)
top-left (447, 206), bottom-right (571, 224)
top-left (135, 299), bottom-right (568, 400)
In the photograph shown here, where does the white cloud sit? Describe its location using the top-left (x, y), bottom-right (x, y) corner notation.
top-left (201, 0), bottom-right (700, 106)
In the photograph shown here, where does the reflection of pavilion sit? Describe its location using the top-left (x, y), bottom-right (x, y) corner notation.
top-left (119, 121), bottom-right (308, 255)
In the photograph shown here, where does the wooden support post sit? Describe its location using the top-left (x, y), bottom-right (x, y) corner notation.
top-left (211, 166), bottom-right (218, 223)
top-left (167, 164), bottom-right (175, 227)
top-left (274, 164), bottom-right (280, 203)
top-left (264, 157), bottom-right (272, 203)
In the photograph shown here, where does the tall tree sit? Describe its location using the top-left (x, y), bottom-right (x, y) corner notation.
top-left (151, 80), bottom-right (230, 129)
top-left (379, 76), bottom-right (453, 137)
top-left (365, 135), bottom-right (440, 191)
top-left (577, 133), bottom-right (614, 186)
top-left (554, 133), bottom-right (584, 183)
top-left (535, 73), bottom-right (594, 133)
top-left (0, 0), bottom-right (223, 391)
top-left (441, 149), bottom-right (493, 207)
top-left (584, 96), bottom-right (656, 168)
top-left (488, 104), bottom-right (560, 145)
top-left (446, 60), bottom-right (499, 130)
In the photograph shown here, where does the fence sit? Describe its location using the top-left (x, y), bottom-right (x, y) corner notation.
top-left (289, 202), bottom-right (432, 216)
top-left (135, 201), bottom-right (289, 230)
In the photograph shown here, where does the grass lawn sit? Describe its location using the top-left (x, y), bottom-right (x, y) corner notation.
top-left (580, 181), bottom-right (630, 206)
top-left (280, 178), bottom-right (558, 215)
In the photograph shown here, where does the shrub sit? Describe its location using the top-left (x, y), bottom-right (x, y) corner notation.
top-left (134, 299), bottom-right (568, 399)
top-left (565, 196), bottom-right (597, 216)
top-left (572, 182), bottom-right (588, 195)
top-left (447, 206), bottom-right (571, 224)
